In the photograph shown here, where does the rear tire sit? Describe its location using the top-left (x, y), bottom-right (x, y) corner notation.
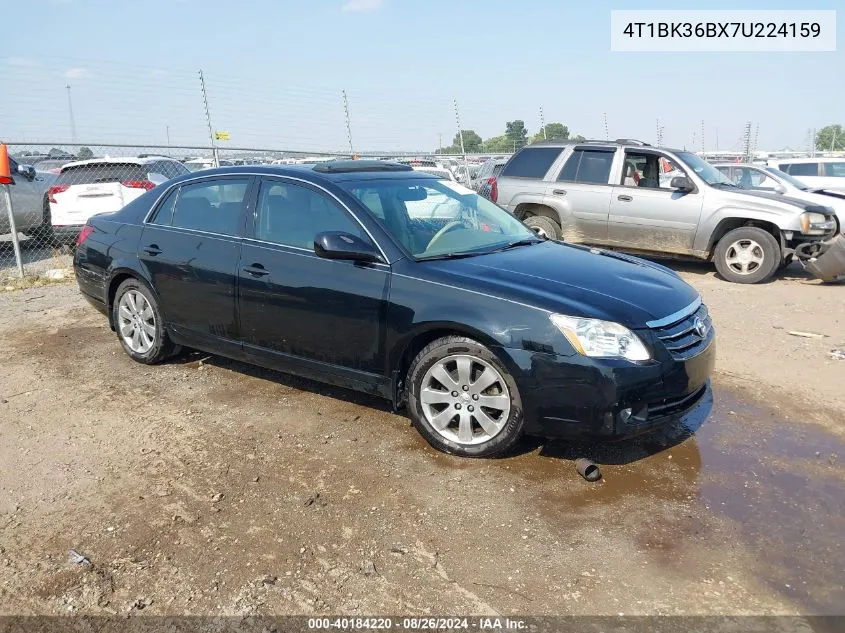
top-left (523, 215), bottom-right (561, 240)
top-left (407, 336), bottom-right (525, 458)
top-left (714, 227), bottom-right (780, 284)
top-left (112, 278), bottom-right (180, 364)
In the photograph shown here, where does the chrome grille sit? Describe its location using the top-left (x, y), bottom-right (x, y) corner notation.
top-left (651, 303), bottom-right (713, 360)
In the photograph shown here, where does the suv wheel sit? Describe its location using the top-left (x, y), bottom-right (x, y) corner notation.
top-left (524, 215), bottom-right (561, 240)
top-left (714, 227), bottom-right (781, 284)
top-left (112, 279), bottom-right (180, 364)
top-left (407, 336), bottom-right (525, 458)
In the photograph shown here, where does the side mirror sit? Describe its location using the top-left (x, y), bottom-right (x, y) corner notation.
top-left (773, 184), bottom-right (786, 194)
top-left (18, 164), bottom-right (36, 180)
top-left (314, 231), bottom-right (382, 263)
top-left (670, 176), bottom-right (694, 191)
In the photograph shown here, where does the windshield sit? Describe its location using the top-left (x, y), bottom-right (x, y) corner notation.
top-left (676, 152), bottom-right (735, 186)
top-left (342, 178), bottom-right (538, 260)
top-left (764, 167), bottom-right (808, 190)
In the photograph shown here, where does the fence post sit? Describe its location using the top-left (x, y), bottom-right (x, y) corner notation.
top-left (2, 184), bottom-right (24, 278)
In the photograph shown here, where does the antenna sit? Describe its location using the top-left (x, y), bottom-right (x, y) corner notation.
top-left (342, 90), bottom-right (354, 157)
top-left (603, 112), bottom-right (609, 141)
top-left (701, 120), bottom-right (705, 153)
top-left (742, 121), bottom-right (752, 162)
top-left (198, 70), bottom-right (219, 168)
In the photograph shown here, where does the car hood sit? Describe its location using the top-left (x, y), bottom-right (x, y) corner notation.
top-left (724, 188), bottom-right (833, 214)
top-left (423, 241), bottom-right (699, 328)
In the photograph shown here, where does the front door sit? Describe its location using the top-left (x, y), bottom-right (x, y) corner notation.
top-left (608, 151), bottom-right (704, 254)
top-left (238, 177), bottom-right (390, 390)
top-left (139, 176), bottom-right (253, 348)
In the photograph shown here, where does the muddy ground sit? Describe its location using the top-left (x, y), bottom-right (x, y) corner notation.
top-left (0, 262), bottom-right (843, 618)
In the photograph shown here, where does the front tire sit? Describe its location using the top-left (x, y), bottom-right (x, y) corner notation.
top-left (714, 227), bottom-right (780, 284)
top-left (112, 279), bottom-right (179, 364)
top-left (407, 336), bottom-right (525, 458)
top-left (523, 215), bottom-right (561, 240)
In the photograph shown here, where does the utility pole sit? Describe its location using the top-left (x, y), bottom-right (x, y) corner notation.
top-left (342, 90), bottom-right (354, 157)
top-left (812, 127), bottom-right (817, 157)
top-left (65, 84), bottom-right (77, 144)
top-left (656, 119), bottom-right (664, 146)
top-left (701, 120), bottom-right (705, 153)
top-left (540, 106), bottom-right (547, 140)
top-left (603, 112), bottom-right (609, 141)
top-left (453, 99), bottom-right (470, 185)
top-left (198, 70), bottom-right (219, 168)
top-left (716, 127), bottom-right (719, 151)
top-left (166, 125), bottom-right (171, 146)
top-left (743, 121), bottom-right (752, 162)
top-left (832, 127), bottom-right (838, 152)
top-left (753, 123), bottom-right (760, 156)
top-left (438, 133), bottom-right (442, 154)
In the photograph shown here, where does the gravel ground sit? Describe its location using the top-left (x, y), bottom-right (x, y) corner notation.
top-left (0, 264), bottom-right (842, 618)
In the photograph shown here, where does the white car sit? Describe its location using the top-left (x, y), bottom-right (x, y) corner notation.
top-left (714, 163), bottom-right (844, 231)
top-left (766, 157), bottom-right (845, 192)
top-left (411, 166), bottom-right (456, 181)
top-left (47, 157), bottom-right (189, 239)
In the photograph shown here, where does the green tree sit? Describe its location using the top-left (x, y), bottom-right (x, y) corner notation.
top-left (816, 125), bottom-right (845, 151)
top-left (482, 135), bottom-right (512, 153)
top-left (572, 134), bottom-right (586, 142)
top-left (531, 122), bottom-right (569, 143)
top-left (77, 146), bottom-right (94, 159)
top-left (505, 120), bottom-right (528, 150)
top-left (452, 130), bottom-right (482, 153)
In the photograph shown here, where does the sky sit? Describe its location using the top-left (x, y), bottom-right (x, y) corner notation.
top-left (0, 0), bottom-right (842, 153)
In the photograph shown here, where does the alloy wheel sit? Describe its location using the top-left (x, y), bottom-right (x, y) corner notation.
top-left (118, 290), bottom-right (157, 354)
top-left (725, 238), bottom-right (765, 275)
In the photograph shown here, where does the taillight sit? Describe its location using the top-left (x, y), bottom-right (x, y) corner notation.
top-left (47, 184), bottom-right (70, 203)
top-left (121, 180), bottom-right (156, 190)
top-left (487, 177), bottom-right (498, 203)
top-left (76, 225), bottom-right (94, 247)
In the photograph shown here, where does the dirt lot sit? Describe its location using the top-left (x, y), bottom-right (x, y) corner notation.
top-left (0, 263), bottom-right (843, 618)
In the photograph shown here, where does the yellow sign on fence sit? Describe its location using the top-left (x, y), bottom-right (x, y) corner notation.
top-left (214, 131), bottom-right (230, 141)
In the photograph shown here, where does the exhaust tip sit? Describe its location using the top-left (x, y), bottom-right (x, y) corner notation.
top-left (576, 458), bottom-right (602, 482)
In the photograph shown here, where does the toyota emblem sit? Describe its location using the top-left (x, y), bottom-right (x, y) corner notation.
top-left (693, 317), bottom-right (708, 338)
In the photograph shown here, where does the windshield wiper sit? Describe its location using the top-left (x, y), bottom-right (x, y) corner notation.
top-left (488, 238), bottom-right (544, 253)
top-left (416, 251), bottom-right (484, 262)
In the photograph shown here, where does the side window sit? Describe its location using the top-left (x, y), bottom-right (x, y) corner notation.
top-left (500, 147), bottom-right (562, 179)
top-left (824, 162), bottom-right (845, 177)
top-left (559, 150), bottom-right (614, 184)
top-left (255, 180), bottom-right (363, 249)
top-left (171, 179), bottom-right (249, 235)
top-left (492, 163), bottom-right (506, 178)
top-left (786, 163), bottom-right (818, 177)
top-left (749, 170), bottom-right (775, 189)
top-left (620, 152), bottom-right (683, 190)
top-left (149, 187), bottom-right (179, 225)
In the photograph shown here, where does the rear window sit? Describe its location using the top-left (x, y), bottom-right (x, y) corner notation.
top-left (57, 163), bottom-right (146, 186)
top-left (500, 147), bottom-right (562, 179)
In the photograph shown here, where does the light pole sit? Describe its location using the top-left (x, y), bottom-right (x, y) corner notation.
top-left (66, 84), bottom-right (77, 144)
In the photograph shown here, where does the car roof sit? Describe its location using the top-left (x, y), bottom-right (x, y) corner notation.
top-left (168, 162), bottom-right (441, 184)
top-left (60, 156), bottom-right (177, 170)
top-left (524, 139), bottom-right (686, 153)
top-left (772, 156), bottom-right (844, 163)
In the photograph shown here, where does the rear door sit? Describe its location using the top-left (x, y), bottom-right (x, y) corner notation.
top-left (139, 176), bottom-right (253, 350)
top-left (238, 177), bottom-right (390, 388)
top-left (547, 147), bottom-right (617, 242)
top-left (608, 150), bottom-right (704, 254)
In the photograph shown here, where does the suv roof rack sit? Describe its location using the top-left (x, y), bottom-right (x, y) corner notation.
top-left (312, 160), bottom-right (413, 173)
top-left (614, 138), bottom-right (651, 146)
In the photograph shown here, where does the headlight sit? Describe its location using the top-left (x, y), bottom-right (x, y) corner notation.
top-left (800, 211), bottom-right (833, 234)
top-left (550, 314), bottom-right (651, 361)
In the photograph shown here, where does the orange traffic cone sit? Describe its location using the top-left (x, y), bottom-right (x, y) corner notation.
top-left (0, 144), bottom-right (12, 185)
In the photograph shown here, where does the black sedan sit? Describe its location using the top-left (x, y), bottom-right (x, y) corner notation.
top-left (73, 161), bottom-right (715, 457)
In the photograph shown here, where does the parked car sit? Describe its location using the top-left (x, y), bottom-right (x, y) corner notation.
top-left (714, 163), bottom-right (843, 232)
top-left (47, 157), bottom-right (189, 241)
top-left (494, 139), bottom-right (838, 283)
top-left (454, 164), bottom-right (481, 188)
top-left (411, 166), bottom-right (456, 181)
top-left (74, 161), bottom-right (714, 458)
top-left (1, 155), bottom-right (57, 237)
top-left (474, 157), bottom-right (508, 200)
top-left (766, 157), bottom-right (845, 192)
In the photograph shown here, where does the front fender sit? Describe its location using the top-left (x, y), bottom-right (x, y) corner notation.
top-left (694, 204), bottom-right (798, 252)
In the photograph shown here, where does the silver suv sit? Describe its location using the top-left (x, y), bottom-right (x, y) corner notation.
top-left (495, 139), bottom-right (839, 283)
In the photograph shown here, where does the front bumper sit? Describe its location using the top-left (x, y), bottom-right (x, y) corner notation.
top-left (500, 335), bottom-right (715, 440)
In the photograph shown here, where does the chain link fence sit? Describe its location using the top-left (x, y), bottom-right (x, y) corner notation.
top-left (1, 143), bottom-right (506, 283)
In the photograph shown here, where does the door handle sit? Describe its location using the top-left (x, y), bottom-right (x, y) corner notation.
top-left (617, 195), bottom-right (633, 202)
top-left (243, 263), bottom-right (269, 277)
top-left (143, 244), bottom-right (162, 255)
top-left (552, 189), bottom-right (567, 196)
